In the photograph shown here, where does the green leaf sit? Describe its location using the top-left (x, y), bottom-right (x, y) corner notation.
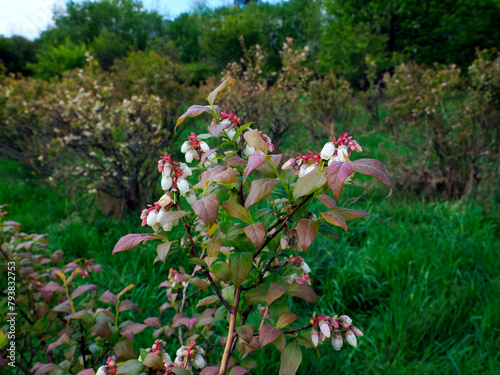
top-left (222, 201), bottom-right (253, 224)
top-left (276, 312), bottom-right (298, 329)
top-left (236, 324), bottom-right (255, 344)
top-left (318, 221), bottom-right (340, 240)
top-left (196, 295), bottom-right (220, 308)
top-left (207, 235), bottom-right (221, 257)
top-left (279, 341), bottom-right (302, 375)
top-left (116, 359), bottom-right (144, 375)
top-left (234, 122), bottom-right (253, 140)
top-left (210, 261), bottom-right (231, 282)
top-left (189, 257), bottom-right (208, 268)
top-left (273, 331), bottom-right (287, 352)
top-left (293, 167), bottom-right (326, 200)
top-left (213, 306), bottom-right (228, 323)
top-left (229, 252), bottom-right (253, 288)
top-left (243, 283), bottom-right (268, 305)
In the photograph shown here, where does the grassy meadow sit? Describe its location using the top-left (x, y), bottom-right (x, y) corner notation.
top-left (2, 143), bottom-right (499, 374)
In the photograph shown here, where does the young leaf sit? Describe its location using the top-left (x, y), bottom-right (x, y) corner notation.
top-left (320, 210), bottom-right (348, 232)
top-left (229, 366), bottom-right (250, 375)
top-left (276, 312), bottom-right (298, 329)
top-left (118, 284), bottom-right (135, 298)
top-left (353, 158), bottom-right (392, 193)
top-left (209, 261), bottom-right (231, 282)
top-left (156, 242), bottom-right (172, 263)
top-left (314, 194), bottom-right (337, 209)
top-left (244, 222), bottom-right (266, 248)
top-left (159, 211), bottom-right (190, 226)
top-left (245, 178), bottom-right (280, 208)
top-left (222, 201), bottom-right (253, 224)
top-left (112, 233), bottom-right (158, 255)
top-left (333, 207), bottom-right (370, 221)
top-left (244, 154), bottom-right (267, 177)
top-left (71, 284), bottom-right (98, 299)
top-left (142, 354), bottom-right (165, 370)
top-left (207, 76), bottom-right (235, 105)
top-left (99, 290), bottom-right (118, 305)
top-left (286, 283), bottom-right (318, 302)
top-left (229, 252), bottom-right (253, 288)
top-left (116, 359), bottom-right (144, 375)
top-left (192, 194), bottom-right (219, 228)
top-left (236, 324), bottom-right (255, 344)
top-left (208, 122), bottom-right (231, 138)
top-left (200, 367), bottom-right (221, 375)
top-left (279, 341), bottom-right (302, 375)
top-left (196, 295), bottom-right (220, 308)
top-left (243, 283), bottom-right (268, 305)
top-left (296, 219), bottom-right (319, 252)
top-left (243, 129), bottom-right (268, 154)
top-left (176, 105), bottom-right (216, 129)
top-left (207, 236), bottom-right (221, 257)
top-left (208, 167), bottom-right (239, 184)
top-left (189, 277), bottom-right (209, 291)
top-left (324, 161), bottom-right (355, 200)
top-left (227, 156), bottom-right (248, 166)
top-left (293, 167), bottom-right (326, 200)
top-left (259, 324), bottom-right (281, 347)
top-left (266, 283), bottom-right (287, 306)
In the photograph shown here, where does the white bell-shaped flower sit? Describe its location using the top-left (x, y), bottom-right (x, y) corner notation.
top-left (186, 193), bottom-right (197, 205)
top-left (161, 176), bottom-right (172, 190)
top-left (185, 150), bottom-right (194, 163)
top-left (331, 333), bottom-right (343, 351)
top-left (346, 330), bottom-right (357, 347)
top-left (301, 262), bottom-right (311, 274)
top-left (96, 366), bottom-right (107, 375)
top-left (158, 193), bottom-right (173, 207)
top-left (200, 141), bottom-right (210, 152)
top-left (193, 354), bottom-right (206, 369)
top-left (244, 144), bottom-right (255, 157)
top-left (178, 179), bottom-right (189, 196)
top-left (320, 142), bottom-right (335, 160)
top-left (311, 329), bottom-right (319, 347)
top-left (146, 210), bottom-right (158, 227)
top-left (181, 141), bottom-right (190, 153)
top-left (337, 145), bottom-right (349, 162)
top-left (319, 320), bottom-right (331, 338)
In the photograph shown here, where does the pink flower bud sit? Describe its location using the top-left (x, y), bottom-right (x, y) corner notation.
top-left (352, 326), bottom-right (363, 336)
top-left (346, 330), bottom-right (357, 347)
top-left (311, 329), bottom-right (319, 347)
top-left (319, 320), bottom-right (331, 338)
top-left (330, 318), bottom-right (339, 329)
top-left (282, 158), bottom-right (295, 170)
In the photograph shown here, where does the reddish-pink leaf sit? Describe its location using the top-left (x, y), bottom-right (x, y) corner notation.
top-left (112, 233), bottom-right (158, 255)
top-left (208, 122), bottom-right (231, 137)
top-left (47, 333), bottom-right (71, 352)
top-left (286, 283), bottom-right (318, 302)
top-left (236, 324), bottom-right (255, 344)
top-left (99, 290), bottom-right (118, 305)
top-left (320, 210), bottom-right (348, 232)
top-left (244, 154), bottom-right (267, 177)
top-left (157, 242), bottom-right (172, 263)
top-left (4, 220), bottom-right (21, 227)
top-left (176, 105), bottom-right (216, 128)
top-left (259, 324), bottom-right (281, 347)
top-left (296, 219), bottom-right (319, 252)
top-left (333, 207), bottom-right (370, 221)
top-left (325, 161), bottom-right (355, 200)
top-left (314, 194), bottom-right (337, 209)
top-left (119, 299), bottom-right (141, 312)
top-left (42, 281), bottom-right (65, 293)
top-left (244, 222), bottom-right (266, 248)
top-left (65, 310), bottom-right (91, 321)
top-left (77, 370), bottom-right (96, 375)
top-left (229, 366), bottom-right (250, 375)
top-left (243, 129), bottom-right (268, 154)
top-left (208, 166), bottom-right (239, 184)
top-left (227, 156), bottom-right (247, 166)
top-left (353, 158), bottom-right (392, 188)
top-left (52, 300), bottom-right (73, 314)
top-left (257, 154), bottom-right (282, 177)
top-left (91, 321), bottom-right (113, 340)
top-left (266, 283), bottom-right (287, 306)
top-left (184, 317), bottom-right (197, 330)
top-left (144, 317), bottom-right (161, 328)
top-left (32, 363), bottom-right (61, 375)
top-left (200, 367), bottom-right (220, 375)
top-left (245, 178), bottom-right (280, 208)
top-left (71, 284), bottom-right (97, 299)
top-left (192, 194), bottom-right (219, 228)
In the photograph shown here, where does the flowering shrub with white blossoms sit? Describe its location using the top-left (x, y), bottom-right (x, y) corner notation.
top-left (109, 77), bottom-right (392, 375)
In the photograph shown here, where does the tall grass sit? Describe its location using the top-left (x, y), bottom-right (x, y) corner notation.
top-left (2, 159), bottom-right (499, 374)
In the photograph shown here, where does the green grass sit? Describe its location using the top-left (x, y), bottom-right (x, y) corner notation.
top-left (1, 159), bottom-right (499, 374)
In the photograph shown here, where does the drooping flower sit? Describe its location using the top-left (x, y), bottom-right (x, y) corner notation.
top-left (320, 142), bottom-right (335, 160)
top-left (311, 329), bottom-right (319, 347)
top-left (331, 331), bottom-right (343, 351)
top-left (345, 330), bottom-right (357, 347)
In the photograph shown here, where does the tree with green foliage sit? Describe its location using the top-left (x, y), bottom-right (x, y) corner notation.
top-left (0, 36), bottom-right (38, 76)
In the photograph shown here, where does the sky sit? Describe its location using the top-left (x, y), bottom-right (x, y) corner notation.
top-left (0, 0), bottom-right (238, 40)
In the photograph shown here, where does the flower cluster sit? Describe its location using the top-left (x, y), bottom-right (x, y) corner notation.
top-left (286, 256), bottom-right (312, 285)
top-left (158, 153), bottom-right (192, 196)
top-left (181, 132), bottom-right (216, 166)
top-left (138, 340), bottom-right (173, 369)
top-left (243, 130), bottom-right (275, 156)
top-left (96, 356), bottom-right (117, 375)
top-left (174, 341), bottom-right (206, 370)
top-left (282, 133), bottom-right (362, 177)
top-left (310, 315), bottom-right (363, 351)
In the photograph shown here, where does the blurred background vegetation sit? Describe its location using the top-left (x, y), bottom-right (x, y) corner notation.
top-left (0, 0), bottom-right (499, 373)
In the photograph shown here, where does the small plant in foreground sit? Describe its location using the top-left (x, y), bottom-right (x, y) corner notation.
top-left (109, 77), bottom-right (392, 375)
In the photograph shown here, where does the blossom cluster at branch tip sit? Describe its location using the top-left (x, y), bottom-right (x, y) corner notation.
top-left (310, 314), bottom-right (363, 351)
top-left (96, 356), bottom-right (117, 375)
top-left (282, 132), bottom-right (362, 176)
top-left (286, 256), bottom-right (312, 285)
top-left (181, 132), bottom-right (216, 166)
top-left (174, 341), bottom-right (206, 370)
